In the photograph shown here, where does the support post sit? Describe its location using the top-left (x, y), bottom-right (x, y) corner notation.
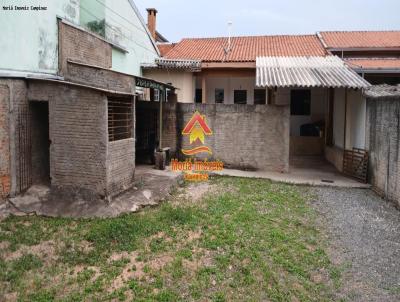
top-left (343, 88), bottom-right (348, 151)
top-left (159, 89), bottom-right (164, 150)
top-left (326, 88), bottom-right (334, 146)
top-left (201, 76), bottom-right (206, 104)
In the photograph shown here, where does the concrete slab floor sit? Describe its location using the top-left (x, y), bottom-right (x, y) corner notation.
top-left (3, 166), bottom-right (183, 219)
top-left (213, 156), bottom-right (370, 189)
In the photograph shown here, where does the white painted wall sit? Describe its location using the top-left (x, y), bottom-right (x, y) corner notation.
top-left (332, 88), bottom-right (366, 150)
top-left (103, 0), bottom-right (158, 76)
top-left (144, 69), bottom-right (195, 103)
top-left (0, 0), bottom-right (80, 74)
top-left (333, 88), bottom-right (346, 149)
top-left (0, 0), bottom-right (158, 77)
top-left (347, 90), bottom-right (366, 149)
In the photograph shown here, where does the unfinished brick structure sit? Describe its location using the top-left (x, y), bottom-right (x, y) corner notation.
top-left (0, 20), bottom-right (137, 201)
top-left (366, 86), bottom-right (400, 207)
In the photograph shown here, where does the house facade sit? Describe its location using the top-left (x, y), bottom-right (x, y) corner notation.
top-left (141, 11), bottom-right (400, 182)
top-left (144, 22), bottom-right (371, 177)
top-left (319, 31), bottom-right (400, 85)
top-left (0, 0), bottom-right (171, 201)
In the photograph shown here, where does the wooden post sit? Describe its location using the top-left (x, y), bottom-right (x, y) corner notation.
top-left (159, 89), bottom-right (164, 150)
top-left (201, 76), bottom-right (206, 104)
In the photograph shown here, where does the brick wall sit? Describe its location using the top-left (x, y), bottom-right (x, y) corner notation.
top-left (29, 81), bottom-right (108, 198)
top-left (161, 103), bottom-right (290, 172)
top-left (66, 61), bottom-right (135, 93)
top-left (107, 139), bottom-right (135, 196)
top-left (367, 97), bottom-right (400, 207)
top-left (0, 80), bottom-right (29, 196)
top-left (0, 84), bottom-right (10, 199)
top-left (58, 20), bottom-right (112, 74)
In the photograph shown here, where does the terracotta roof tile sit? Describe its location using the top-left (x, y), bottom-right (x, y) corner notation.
top-left (163, 35), bottom-right (327, 62)
top-left (320, 31), bottom-right (400, 49)
top-left (157, 43), bottom-right (176, 56)
top-left (346, 58), bottom-right (400, 69)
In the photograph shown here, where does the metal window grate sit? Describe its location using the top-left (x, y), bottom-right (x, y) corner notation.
top-left (343, 148), bottom-right (368, 183)
top-left (108, 97), bottom-right (133, 142)
top-left (17, 107), bottom-right (32, 192)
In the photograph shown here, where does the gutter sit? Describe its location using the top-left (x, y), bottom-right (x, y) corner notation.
top-left (327, 47), bottom-right (400, 52)
top-left (353, 68), bottom-right (400, 74)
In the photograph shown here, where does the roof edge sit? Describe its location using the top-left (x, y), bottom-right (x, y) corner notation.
top-left (127, 0), bottom-right (160, 56)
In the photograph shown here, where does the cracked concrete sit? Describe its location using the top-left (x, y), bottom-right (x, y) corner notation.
top-left (2, 166), bottom-right (182, 219)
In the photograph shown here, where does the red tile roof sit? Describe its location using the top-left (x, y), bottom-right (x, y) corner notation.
top-left (345, 58), bottom-right (400, 69)
top-left (162, 35), bottom-right (327, 62)
top-left (157, 43), bottom-right (176, 56)
top-left (320, 31), bottom-right (400, 49)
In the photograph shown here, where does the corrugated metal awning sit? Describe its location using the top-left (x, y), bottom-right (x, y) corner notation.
top-left (256, 56), bottom-right (370, 88)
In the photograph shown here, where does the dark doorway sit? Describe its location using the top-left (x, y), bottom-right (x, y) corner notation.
top-left (30, 102), bottom-right (50, 185)
top-left (136, 101), bottom-right (159, 164)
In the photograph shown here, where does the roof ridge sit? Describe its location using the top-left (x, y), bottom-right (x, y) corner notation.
top-left (321, 30), bottom-right (400, 34)
top-left (179, 33), bottom-right (319, 41)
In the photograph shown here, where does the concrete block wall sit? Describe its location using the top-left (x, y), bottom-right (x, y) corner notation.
top-left (162, 103), bottom-right (290, 172)
top-left (367, 97), bottom-right (400, 207)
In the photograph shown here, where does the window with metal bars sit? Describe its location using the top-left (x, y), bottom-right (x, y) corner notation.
top-left (108, 97), bottom-right (133, 142)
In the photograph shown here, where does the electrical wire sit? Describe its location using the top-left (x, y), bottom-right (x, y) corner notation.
top-left (80, 5), bottom-right (157, 55)
top-left (93, 0), bottom-right (148, 36)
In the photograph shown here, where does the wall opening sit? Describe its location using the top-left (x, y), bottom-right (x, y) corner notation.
top-left (135, 101), bottom-right (158, 164)
top-left (30, 101), bottom-right (50, 185)
top-left (108, 97), bottom-right (133, 142)
top-left (289, 88), bottom-right (327, 159)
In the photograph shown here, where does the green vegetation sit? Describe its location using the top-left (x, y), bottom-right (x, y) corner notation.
top-left (86, 19), bottom-right (106, 37)
top-left (0, 177), bottom-right (340, 301)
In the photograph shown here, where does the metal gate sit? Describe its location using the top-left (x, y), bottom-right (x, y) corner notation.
top-left (17, 107), bottom-right (32, 192)
top-left (343, 148), bottom-right (368, 183)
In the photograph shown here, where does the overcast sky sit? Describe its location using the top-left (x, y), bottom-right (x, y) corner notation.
top-left (134, 0), bottom-right (400, 42)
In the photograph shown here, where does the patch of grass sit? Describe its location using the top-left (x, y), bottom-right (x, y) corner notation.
top-left (0, 177), bottom-right (340, 301)
top-left (1, 254), bottom-right (42, 286)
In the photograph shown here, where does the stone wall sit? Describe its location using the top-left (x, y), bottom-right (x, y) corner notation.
top-left (160, 103), bottom-right (290, 172)
top-left (366, 97), bottom-right (400, 207)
